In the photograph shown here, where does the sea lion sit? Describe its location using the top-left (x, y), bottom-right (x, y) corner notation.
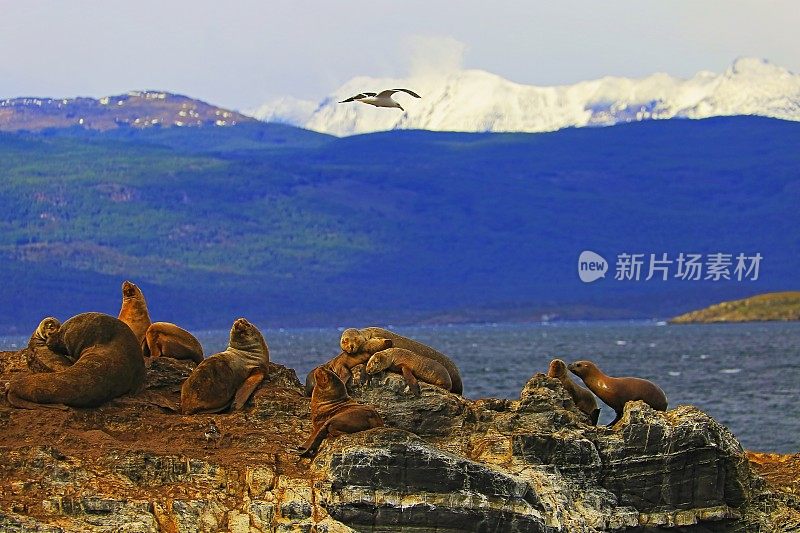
top-left (7, 312), bottom-right (145, 409)
top-left (568, 360), bottom-right (668, 426)
top-left (143, 322), bottom-right (204, 363)
top-left (180, 318), bottom-right (269, 414)
top-left (366, 347), bottom-right (452, 396)
top-left (303, 337), bottom-right (394, 396)
top-left (24, 317), bottom-right (73, 373)
top-left (298, 366), bottom-right (383, 458)
top-left (547, 358), bottom-right (600, 425)
top-left (118, 280), bottom-right (152, 347)
top-left (340, 327), bottom-right (463, 395)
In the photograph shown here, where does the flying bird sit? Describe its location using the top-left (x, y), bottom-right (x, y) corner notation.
top-left (338, 89), bottom-right (421, 111)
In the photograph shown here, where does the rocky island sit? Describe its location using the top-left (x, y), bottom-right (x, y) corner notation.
top-left (670, 291), bottom-right (800, 324)
top-left (0, 348), bottom-right (798, 532)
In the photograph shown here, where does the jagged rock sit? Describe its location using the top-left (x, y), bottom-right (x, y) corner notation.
top-left (352, 371), bottom-right (475, 437)
top-left (314, 428), bottom-right (551, 532)
top-left (594, 403), bottom-right (753, 514)
top-left (0, 349), bottom-right (797, 532)
top-left (145, 357), bottom-right (197, 390)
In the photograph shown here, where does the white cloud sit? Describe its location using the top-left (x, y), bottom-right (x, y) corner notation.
top-left (404, 35), bottom-right (468, 79)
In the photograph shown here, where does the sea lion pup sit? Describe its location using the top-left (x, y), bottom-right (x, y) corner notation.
top-left (303, 337), bottom-right (394, 396)
top-left (24, 317), bottom-right (73, 373)
top-left (180, 318), bottom-right (269, 415)
top-left (118, 280), bottom-right (152, 347)
top-left (143, 322), bottom-right (204, 364)
top-left (340, 327), bottom-right (463, 395)
top-left (366, 347), bottom-right (452, 396)
top-left (547, 358), bottom-right (600, 425)
top-left (568, 360), bottom-right (668, 426)
top-left (7, 312), bottom-right (145, 409)
top-left (298, 366), bottom-right (383, 458)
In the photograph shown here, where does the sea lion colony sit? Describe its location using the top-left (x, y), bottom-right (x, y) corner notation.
top-left (4, 280), bottom-right (668, 457)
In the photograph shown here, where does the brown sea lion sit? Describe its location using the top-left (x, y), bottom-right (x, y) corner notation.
top-left (340, 327), bottom-right (463, 395)
top-left (143, 322), bottom-right (204, 363)
top-left (180, 318), bottom-right (269, 414)
top-left (118, 280), bottom-right (151, 347)
top-left (366, 347), bottom-right (452, 396)
top-left (7, 312), bottom-right (145, 409)
top-left (568, 360), bottom-right (668, 426)
top-left (548, 358), bottom-right (600, 425)
top-left (303, 337), bottom-right (394, 396)
top-left (298, 366), bottom-right (383, 458)
top-left (24, 317), bottom-right (73, 373)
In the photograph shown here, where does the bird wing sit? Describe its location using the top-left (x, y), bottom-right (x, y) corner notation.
top-left (338, 92), bottom-right (378, 103)
top-left (376, 88), bottom-right (421, 99)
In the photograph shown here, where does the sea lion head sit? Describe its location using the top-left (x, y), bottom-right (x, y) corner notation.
top-left (340, 328), bottom-right (366, 354)
top-left (121, 280), bottom-right (142, 300)
top-left (32, 317), bottom-right (61, 346)
top-left (547, 358), bottom-right (568, 378)
top-left (229, 318), bottom-right (268, 355)
top-left (311, 366), bottom-right (348, 402)
top-left (568, 360), bottom-right (599, 379)
top-left (365, 351), bottom-right (390, 374)
top-left (45, 323), bottom-right (69, 355)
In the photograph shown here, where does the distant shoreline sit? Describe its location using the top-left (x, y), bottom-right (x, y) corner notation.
top-left (6, 317), bottom-right (800, 346)
top-left (670, 291), bottom-right (800, 324)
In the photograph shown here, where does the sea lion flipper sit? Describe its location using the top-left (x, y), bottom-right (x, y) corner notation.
top-left (400, 365), bottom-right (421, 396)
top-left (298, 423), bottom-right (330, 458)
top-left (359, 365), bottom-right (373, 388)
top-left (231, 369), bottom-right (266, 411)
top-left (6, 391), bottom-right (70, 411)
top-left (590, 408), bottom-right (600, 426)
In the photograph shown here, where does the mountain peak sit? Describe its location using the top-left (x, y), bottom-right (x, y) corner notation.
top-left (252, 58), bottom-right (800, 136)
top-left (0, 91), bottom-right (255, 132)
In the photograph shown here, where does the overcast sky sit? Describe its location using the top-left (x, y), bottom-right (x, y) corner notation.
top-left (1, 1), bottom-right (798, 111)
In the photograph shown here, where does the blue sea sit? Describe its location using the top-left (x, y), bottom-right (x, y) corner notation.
top-left (3, 321), bottom-right (798, 453)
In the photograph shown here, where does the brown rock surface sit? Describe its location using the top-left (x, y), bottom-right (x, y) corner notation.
top-left (0, 351), bottom-right (797, 532)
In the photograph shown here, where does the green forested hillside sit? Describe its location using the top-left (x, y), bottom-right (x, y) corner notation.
top-left (0, 117), bottom-right (798, 331)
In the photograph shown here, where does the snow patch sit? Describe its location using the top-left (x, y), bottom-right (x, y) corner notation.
top-left (252, 58), bottom-right (800, 136)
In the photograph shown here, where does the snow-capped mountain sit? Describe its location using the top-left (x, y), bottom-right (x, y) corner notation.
top-left (250, 58), bottom-right (800, 136)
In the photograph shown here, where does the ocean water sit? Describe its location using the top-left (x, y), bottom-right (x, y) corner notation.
top-left (2, 321), bottom-right (798, 453)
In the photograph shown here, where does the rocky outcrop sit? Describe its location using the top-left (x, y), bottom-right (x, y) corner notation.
top-left (0, 350), bottom-right (797, 532)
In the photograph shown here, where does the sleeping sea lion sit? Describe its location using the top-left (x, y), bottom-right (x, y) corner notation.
top-left (298, 366), bottom-right (383, 458)
top-left (568, 360), bottom-right (667, 426)
top-left (303, 337), bottom-right (394, 396)
top-left (547, 358), bottom-right (600, 425)
top-left (7, 312), bottom-right (145, 409)
top-left (118, 280), bottom-right (151, 347)
top-left (365, 347), bottom-right (452, 396)
top-left (143, 322), bottom-right (204, 363)
top-left (340, 327), bottom-right (463, 395)
top-left (180, 318), bottom-right (269, 414)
